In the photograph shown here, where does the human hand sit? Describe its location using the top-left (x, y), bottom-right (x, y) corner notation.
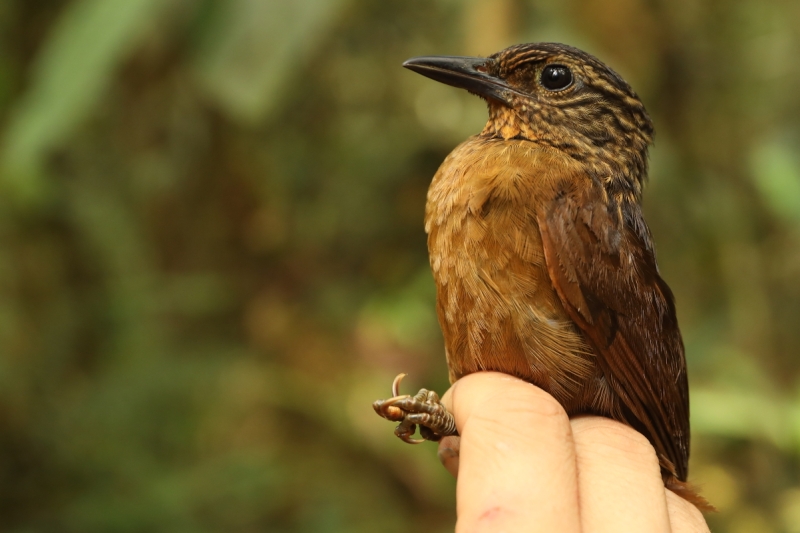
top-left (436, 372), bottom-right (710, 532)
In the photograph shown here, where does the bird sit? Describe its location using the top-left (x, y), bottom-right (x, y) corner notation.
top-left (373, 42), bottom-right (706, 508)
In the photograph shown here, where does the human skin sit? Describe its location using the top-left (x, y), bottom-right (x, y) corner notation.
top-left (436, 372), bottom-right (710, 532)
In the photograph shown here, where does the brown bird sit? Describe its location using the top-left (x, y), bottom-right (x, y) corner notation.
top-left (374, 43), bottom-right (704, 507)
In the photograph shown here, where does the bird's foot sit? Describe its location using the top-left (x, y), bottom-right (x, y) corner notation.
top-left (372, 373), bottom-right (458, 444)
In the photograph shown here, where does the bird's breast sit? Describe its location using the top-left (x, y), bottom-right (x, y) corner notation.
top-left (425, 136), bottom-right (594, 402)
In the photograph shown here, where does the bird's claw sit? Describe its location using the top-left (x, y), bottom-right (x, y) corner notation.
top-left (373, 373), bottom-right (458, 444)
top-left (391, 372), bottom-right (406, 397)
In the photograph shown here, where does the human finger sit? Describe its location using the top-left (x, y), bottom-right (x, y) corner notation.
top-left (665, 491), bottom-right (711, 533)
top-left (571, 416), bottom-right (672, 532)
top-left (437, 435), bottom-right (460, 478)
top-left (444, 372), bottom-right (581, 533)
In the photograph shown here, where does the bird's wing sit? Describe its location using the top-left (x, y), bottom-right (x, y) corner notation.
top-left (536, 173), bottom-right (689, 480)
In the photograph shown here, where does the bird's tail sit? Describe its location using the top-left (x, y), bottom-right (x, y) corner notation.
top-left (664, 475), bottom-right (716, 512)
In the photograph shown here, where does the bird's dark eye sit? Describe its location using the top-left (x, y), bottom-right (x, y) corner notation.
top-left (540, 65), bottom-right (573, 91)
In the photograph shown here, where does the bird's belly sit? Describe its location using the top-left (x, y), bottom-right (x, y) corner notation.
top-left (428, 208), bottom-right (594, 403)
top-left (424, 136), bottom-right (597, 403)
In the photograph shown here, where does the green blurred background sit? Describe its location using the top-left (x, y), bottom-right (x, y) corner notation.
top-left (1, 0), bottom-right (799, 531)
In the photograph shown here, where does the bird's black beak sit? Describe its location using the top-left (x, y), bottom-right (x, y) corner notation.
top-left (403, 56), bottom-right (515, 106)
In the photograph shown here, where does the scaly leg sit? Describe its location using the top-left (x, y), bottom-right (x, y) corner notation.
top-left (372, 373), bottom-right (458, 444)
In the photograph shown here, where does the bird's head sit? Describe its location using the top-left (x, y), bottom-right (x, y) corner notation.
top-left (404, 43), bottom-right (654, 193)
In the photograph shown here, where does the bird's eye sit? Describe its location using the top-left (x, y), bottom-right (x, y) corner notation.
top-left (540, 65), bottom-right (573, 91)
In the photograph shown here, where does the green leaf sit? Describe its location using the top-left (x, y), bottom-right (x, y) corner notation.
top-left (749, 136), bottom-right (800, 224)
top-left (0, 0), bottom-right (167, 205)
top-left (192, 0), bottom-right (348, 124)
top-left (692, 385), bottom-right (800, 454)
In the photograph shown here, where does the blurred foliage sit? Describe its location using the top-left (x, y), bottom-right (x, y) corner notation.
top-left (0, 0), bottom-right (799, 531)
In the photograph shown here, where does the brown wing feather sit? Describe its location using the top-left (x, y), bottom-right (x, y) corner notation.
top-left (537, 177), bottom-right (690, 481)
